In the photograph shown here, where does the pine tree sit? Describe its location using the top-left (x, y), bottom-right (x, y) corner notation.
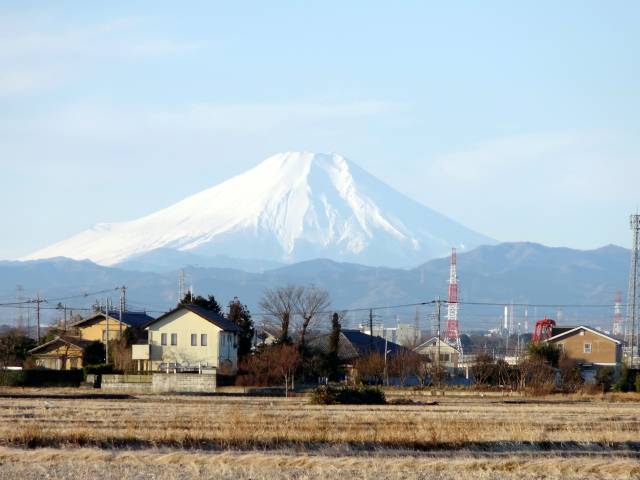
top-left (323, 312), bottom-right (342, 381)
top-left (228, 298), bottom-right (255, 360)
top-left (179, 293), bottom-right (223, 316)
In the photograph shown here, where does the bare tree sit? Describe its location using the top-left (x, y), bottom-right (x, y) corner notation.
top-left (414, 355), bottom-right (431, 386)
top-left (294, 285), bottom-right (330, 353)
top-left (259, 286), bottom-right (303, 344)
top-left (388, 350), bottom-right (420, 386)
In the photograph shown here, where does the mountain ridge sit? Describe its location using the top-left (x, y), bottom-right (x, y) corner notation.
top-left (3, 242), bottom-right (629, 332)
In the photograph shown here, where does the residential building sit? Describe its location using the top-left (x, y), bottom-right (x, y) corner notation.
top-left (71, 310), bottom-right (155, 343)
top-left (413, 337), bottom-right (462, 375)
top-left (546, 326), bottom-right (622, 379)
top-left (28, 336), bottom-right (95, 370)
top-left (135, 304), bottom-right (239, 373)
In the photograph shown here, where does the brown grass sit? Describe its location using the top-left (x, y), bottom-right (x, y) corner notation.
top-left (0, 389), bottom-right (639, 479)
top-left (0, 447), bottom-right (638, 480)
top-left (0, 389), bottom-right (638, 451)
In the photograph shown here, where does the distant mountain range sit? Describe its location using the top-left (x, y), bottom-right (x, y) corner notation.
top-left (1, 242), bottom-right (629, 332)
top-left (23, 152), bottom-right (493, 268)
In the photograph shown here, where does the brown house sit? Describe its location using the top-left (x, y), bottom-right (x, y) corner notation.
top-left (546, 326), bottom-right (622, 372)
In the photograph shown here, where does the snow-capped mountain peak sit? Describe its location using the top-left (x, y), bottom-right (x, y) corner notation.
top-left (23, 152), bottom-right (494, 267)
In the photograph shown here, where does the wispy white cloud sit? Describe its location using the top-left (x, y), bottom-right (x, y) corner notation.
top-left (0, 15), bottom-right (200, 97)
top-left (410, 130), bottom-right (640, 246)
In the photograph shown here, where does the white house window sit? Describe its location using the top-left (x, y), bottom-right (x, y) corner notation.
top-left (171, 333), bottom-right (178, 346)
top-left (191, 334), bottom-right (197, 346)
top-left (201, 334), bottom-right (207, 346)
top-left (161, 333), bottom-right (167, 346)
top-left (584, 343), bottom-right (592, 353)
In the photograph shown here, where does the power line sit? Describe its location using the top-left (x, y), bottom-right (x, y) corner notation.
top-left (0, 287), bottom-right (120, 307)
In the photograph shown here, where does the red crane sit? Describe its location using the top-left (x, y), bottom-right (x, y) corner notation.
top-left (532, 317), bottom-right (556, 343)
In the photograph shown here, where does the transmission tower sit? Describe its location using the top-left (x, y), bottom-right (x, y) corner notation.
top-left (444, 248), bottom-right (463, 353)
top-left (612, 291), bottom-right (623, 337)
top-left (625, 214), bottom-right (640, 365)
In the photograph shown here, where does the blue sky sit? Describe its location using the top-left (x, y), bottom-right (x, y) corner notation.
top-left (1, 1), bottom-right (639, 259)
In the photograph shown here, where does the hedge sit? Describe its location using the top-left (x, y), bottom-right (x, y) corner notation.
top-left (0, 369), bottom-right (84, 387)
top-left (310, 385), bottom-right (386, 405)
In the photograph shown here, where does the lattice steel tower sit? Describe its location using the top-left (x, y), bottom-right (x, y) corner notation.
top-left (625, 214), bottom-right (640, 365)
top-left (444, 248), bottom-right (463, 353)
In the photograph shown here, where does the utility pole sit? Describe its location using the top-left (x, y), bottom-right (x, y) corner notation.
top-left (178, 270), bottom-right (185, 302)
top-left (436, 296), bottom-right (441, 388)
top-left (63, 303), bottom-right (67, 331)
top-left (119, 286), bottom-right (126, 337)
top-left (105, 298), bottom-right (110, 364)
top-left (369, 308), bottom-right (374, 351)
top-left (36, 294), bottom-right (41, 342)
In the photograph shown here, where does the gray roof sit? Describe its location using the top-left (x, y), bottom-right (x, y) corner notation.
top-left (145, 304), bottom-right (239, 332)
top-left (309, 329), bottom-right (409, 362)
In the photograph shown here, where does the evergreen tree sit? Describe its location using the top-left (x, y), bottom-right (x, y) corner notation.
top-left (228, 297), bottom-right (255, 360)
top-left (179, 293), bottom-right (223, 315)
top-left (322, 312), bottom-right (342, 381)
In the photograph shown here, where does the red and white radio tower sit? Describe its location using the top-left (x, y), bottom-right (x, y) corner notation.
top-left (444, 248), bottom-right (463, 353)
top-left (613, 291), bottom-right (623, 337)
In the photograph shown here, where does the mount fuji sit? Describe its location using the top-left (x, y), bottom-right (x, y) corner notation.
top-left (24, 152), bottom-right (494, 268)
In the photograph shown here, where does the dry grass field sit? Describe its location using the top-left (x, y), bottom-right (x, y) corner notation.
top-left (0, 389), bottom-right (639, 479)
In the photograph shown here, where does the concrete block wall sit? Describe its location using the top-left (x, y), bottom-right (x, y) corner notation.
top-left (152, 373), bottom-right (217, 393)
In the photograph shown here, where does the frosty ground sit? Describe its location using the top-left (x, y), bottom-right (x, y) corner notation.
top-left (0, 390), bottom-right (638, 479)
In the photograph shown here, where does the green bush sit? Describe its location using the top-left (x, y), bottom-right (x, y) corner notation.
top-left (310, 385), bottom-right (386, 405)
top-left (0, 369), bottom-right (83, 387)
top-left (636, 373), bottom-right (640, 393)
top-left (613, 365), bottom-right (638, 392)
top-left (595, 367), bottom-right (615, 392)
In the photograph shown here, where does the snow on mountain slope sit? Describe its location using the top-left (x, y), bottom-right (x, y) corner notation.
top-left (23, 152), bottom-right (495, 267)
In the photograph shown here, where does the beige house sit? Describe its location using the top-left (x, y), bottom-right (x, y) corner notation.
top-left (414, 337), bottom-right (462, 375)
top-left (135, 305), bottom-right (239, 373)
top-left (28, 336), bottom-right (94, 370)
top-left (546, 326), bottom-right (622, 368)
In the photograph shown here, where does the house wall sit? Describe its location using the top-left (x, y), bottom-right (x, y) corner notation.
top-left (147, 310), bottom-right (237, 372)
top-left (551, 329), bottom-right (620, 365)
top-left (78, 317), bottom-right (125, 342)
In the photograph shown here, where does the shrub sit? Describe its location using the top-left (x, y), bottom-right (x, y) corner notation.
top-left (310, 385), bottom-right (386, 405)
top-left (0, 369), bottom-right (83, 387)
top-left (613, 365), bottom-right (638, 392)
top-left (595, 367), bottom-right (615, 392)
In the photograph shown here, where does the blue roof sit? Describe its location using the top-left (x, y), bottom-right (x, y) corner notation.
top-left (72, 310), bottom-right (155, 329)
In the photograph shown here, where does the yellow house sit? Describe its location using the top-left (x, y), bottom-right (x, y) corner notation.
top-left (135, 305), bottom-right (239, 373)
top-left (28, 336), bottom-right (95, 370)
top-left (71, 311), bottom-right (155, 343)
